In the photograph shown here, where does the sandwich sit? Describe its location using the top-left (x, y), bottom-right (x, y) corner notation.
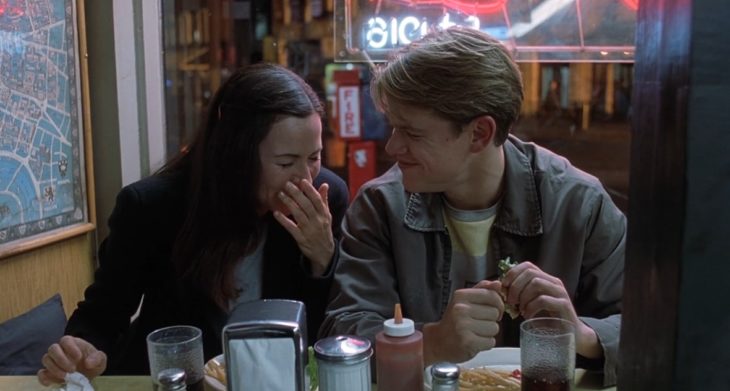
top-left (498, 257), bottom-right (520, 319)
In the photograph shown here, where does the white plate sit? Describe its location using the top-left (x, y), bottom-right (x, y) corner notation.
top-left (424, 347), bottom-right (521, 390)
top-left (204, 354), bottom-right (316, 391)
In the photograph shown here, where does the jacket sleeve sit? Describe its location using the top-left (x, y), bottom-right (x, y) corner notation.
top-left (318, 185), bottom-right (400, 342)
top-left (64, 185), bottom-right (150, 355)
top-left (576, 189), bottom-right (626, 387)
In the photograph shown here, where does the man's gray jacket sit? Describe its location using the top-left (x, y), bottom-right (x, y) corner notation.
top-left (320, 135), bottom-right (625, 386)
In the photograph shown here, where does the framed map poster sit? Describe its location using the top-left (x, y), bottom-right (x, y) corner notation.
top-left (0, 0), bottom-right (92, 254)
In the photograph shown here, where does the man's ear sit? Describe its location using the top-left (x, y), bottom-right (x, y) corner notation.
top-left (468, 115), bottom-right (497, 153)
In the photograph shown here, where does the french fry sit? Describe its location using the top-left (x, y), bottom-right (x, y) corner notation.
top-left (458, 367), bottom-right (521, 391)
top-left (205, 358), bottom-right (227, 385)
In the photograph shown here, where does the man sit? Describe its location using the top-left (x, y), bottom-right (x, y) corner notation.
top-left (319, 27), bottom-right (624, 386)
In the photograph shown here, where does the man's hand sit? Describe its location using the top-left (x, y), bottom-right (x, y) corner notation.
top-left (274, 179), bottom-right (334, 276)
top-left (423, 280), bottom-right (504, 366)
top-left (37, 336), bottom-right (107, 386)
top-left (501, 261), bottom-right (602, 358)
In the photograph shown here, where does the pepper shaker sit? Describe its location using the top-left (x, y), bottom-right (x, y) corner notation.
top-left (431, 362), bottom-right (460, 391)
top-left (155, 367), bottom-right (187, 390)
top-left (314, 335), bottom-right (372, 391)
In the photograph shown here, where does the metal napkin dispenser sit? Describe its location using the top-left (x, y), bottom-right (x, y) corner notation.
top-left (223, 299), bottom-right (308, 391)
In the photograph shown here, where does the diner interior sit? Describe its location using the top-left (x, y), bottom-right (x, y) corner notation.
top-left (0, 0), bottom-right (728, 389)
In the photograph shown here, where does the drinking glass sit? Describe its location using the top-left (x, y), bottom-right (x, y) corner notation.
top-left (520, 317), bottom-right (575, 391)
top-left (146, 325), bottom-right (204, 391)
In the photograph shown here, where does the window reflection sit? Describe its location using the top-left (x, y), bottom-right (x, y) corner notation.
top-left (160, 0), bottom-right (632, 212)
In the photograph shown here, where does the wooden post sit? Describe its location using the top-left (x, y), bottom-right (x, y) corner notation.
top-left (518, 62), bottom-right (540, 116)
top-left (619, 0), bottom-right (730, 389)
top-left (209, 2), bottom-right (222, 92)
top-left (605, 64), bottom-right (614, 117)
top-left (570, 63), bottom-right (592, 130)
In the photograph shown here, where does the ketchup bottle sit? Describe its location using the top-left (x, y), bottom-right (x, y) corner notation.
top-left (375, 303), bottom-right (424, 391)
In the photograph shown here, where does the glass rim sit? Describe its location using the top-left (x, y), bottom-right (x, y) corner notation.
top-left (520, 317), bottom-right (576, 336)
top-left (146, 325), bottom-right (202, 346)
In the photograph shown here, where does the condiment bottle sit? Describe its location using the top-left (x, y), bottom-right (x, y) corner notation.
top-left (375, 303), bottom-right (424, 391)
top-left (431, 362), bottom-right (460, 391)
top-left (155, 367), bottom-right (187, 390)
top-left (314, 335), bottom-right (373, 391)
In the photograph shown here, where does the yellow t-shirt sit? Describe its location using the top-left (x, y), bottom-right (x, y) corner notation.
top-left (442, 199), bottom-right (498, 293)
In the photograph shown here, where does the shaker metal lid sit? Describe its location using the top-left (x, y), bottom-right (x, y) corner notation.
top-left (314, 335), bottom-right (372, 362)
top-left (431, 362), bottom-right (460, 382)
top-left (156, 367), bottom-right (187, 390)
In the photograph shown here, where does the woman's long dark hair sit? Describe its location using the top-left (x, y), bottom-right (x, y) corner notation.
top-left (159, 63), bottom-right (324, 309)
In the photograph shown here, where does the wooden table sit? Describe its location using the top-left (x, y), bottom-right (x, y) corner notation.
top-left (0, 370), bottom-right (616, 390)
top-left (0, 376), bottom-right (151, 390)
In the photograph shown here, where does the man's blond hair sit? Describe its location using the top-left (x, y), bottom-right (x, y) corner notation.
top-left (371, 27), bottom-right (524, 145)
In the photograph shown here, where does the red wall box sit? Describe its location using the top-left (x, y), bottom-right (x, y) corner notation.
top-left (347, 141), bottom-right (377, 200)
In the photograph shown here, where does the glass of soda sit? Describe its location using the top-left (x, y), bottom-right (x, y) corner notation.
top-left (520, 318), bottom-right (575, 391)
top-left (146, 325), bottom-right (204, 391)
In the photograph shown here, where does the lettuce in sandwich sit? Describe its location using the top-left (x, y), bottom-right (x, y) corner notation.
top-left (498, 257), bottom-right (520, 319)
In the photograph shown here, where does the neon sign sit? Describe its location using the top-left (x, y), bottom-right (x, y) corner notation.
top-left (364, 13), bottom-right (481, 49)
top-left (621, 0), bottom-right (638, 11)
top-left (375, 0), bottom-right (507, 16)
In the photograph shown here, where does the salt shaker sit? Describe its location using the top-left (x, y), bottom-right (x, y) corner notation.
top-left (155, 367), bottom-right (187, 390)
top-left (431, 362), bottom-right (460, 391)
top-left (314, 335), bottom-right (373, 391)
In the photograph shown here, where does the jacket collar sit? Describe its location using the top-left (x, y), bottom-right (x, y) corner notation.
top-left (403, 135), bottom-right (543, 237)
top-left (403, 191), bottom-right (446, 232)
top-left (495, 136), bottom-right (543, 236)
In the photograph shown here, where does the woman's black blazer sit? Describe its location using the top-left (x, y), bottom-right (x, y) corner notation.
top-left (65, 168), bottom-right (349, 374)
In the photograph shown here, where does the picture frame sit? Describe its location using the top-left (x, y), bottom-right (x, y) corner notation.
top-left (0, 0), bottom-right (95, 259)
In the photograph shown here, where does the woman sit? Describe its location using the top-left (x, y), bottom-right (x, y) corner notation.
top-left (37, 63), bottom-right (348, 384)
